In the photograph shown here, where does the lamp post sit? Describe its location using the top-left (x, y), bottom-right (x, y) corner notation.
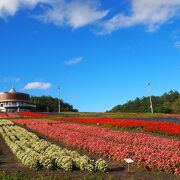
top-left (57, 86), bottom-right (60, 113)
top-left (146, 81), bottom-right (154, 114)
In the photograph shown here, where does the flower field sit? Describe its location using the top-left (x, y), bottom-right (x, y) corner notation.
top-left (53, 117), bottom-right (180, 136)
top-left (18, 112), bottom-right (48, 117)
top-left (0, 112), bottom-right (45, 118)
top-left (14, 119), bottom-right (180, 176)
top-left (0, 113), bottom-right (18, 118)
top-left (133, 117), bottom-right (180, 123)
top-left (1, 112), bottom-right (180, 178)
top-left (0, 120), bottom-right (107, 172)
top-left (56, 112), bottom-right (180, 119)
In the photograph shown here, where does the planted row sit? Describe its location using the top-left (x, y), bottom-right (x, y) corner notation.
top-left (53, 123), bottom-right (180, 152)
top-left (18, 112), bottom-right (47, 118)
top-left (0, 120), bottom-right (14, 126)
top-left (0, 121), bottom-right (107, 172)
top-left (0, 113), bottom-right (18, 118)
top-left (14, 119), bottom-right (180, 176)
top-left (53, 117), bottom-right (180, 136)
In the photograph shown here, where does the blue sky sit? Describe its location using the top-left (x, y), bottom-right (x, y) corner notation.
top-left (0, 0), bottom-right (180, 112)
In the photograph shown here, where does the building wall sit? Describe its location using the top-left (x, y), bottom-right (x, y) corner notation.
top-left (0, 92), bottom-right (30, 102)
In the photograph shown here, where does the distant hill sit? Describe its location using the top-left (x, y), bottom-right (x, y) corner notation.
top-left (109, 90), bottom-right (180, 113)
top-left (30, 96), bottom-right (78, 112)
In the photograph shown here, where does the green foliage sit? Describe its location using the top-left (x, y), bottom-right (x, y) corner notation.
top-left (74, 155), bottom-right (95, 172)
top-left (30, 96), bottom-right (78, 112)
top-left (56, 156), bottom-right (73, 171)
top-left (95, 158), bottom-right (108, 172)
top-left (110, 90), bottom-right (180, 113)
top-left (0, 172), bottom-right (29, 180)
top-left (172, 96), bottom-right (180, 113)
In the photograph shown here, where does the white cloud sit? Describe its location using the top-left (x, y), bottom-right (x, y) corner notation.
top-left (36, 1), bottom-right (108, 29)
top-left (65, 56), bottom-right (83, 65)
top-left (0, 77), bottom-right (20, 83)
top-left (67, 1), bottom-right (108, 28)
top-left (100, 0), bottom-right (180, 34)
top-left (23, 82), bottom-right (51, 90)
top-left (0, 0), bottom-right (50, 17)
top-left (1, 0), bottom-right (180, 34)
top-left (0, 0), bottom-right (108, 29)
top-left (174, 41), bottom-right (180, 50)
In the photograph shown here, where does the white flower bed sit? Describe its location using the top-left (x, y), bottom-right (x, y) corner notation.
top-left (0, 120), bottom-right (107, 172)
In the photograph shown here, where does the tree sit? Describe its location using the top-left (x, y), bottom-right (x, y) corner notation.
top-left (30, 96), bottom-right (78, 112)
top-left (172, 96), bottom-right (180, 113)
top-left (109, 90), bottom-right (180, 113)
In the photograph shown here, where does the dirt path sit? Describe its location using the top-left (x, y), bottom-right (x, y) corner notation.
top-left (0, 125), bottom-right (179, 180)
top-left (0, 134), bottom-right (28, 173)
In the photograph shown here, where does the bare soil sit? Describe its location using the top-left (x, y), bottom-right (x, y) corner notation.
top-left (0, 125), bottom-right (179, 180)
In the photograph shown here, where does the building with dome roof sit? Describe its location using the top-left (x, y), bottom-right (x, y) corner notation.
top-left (0, 88), bottom-right (35, 112)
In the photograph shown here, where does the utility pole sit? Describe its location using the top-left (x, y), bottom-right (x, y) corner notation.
top-left (146, 81), bottom-right (154, 114)
top-left (57, 86), bottom-right (60, 113)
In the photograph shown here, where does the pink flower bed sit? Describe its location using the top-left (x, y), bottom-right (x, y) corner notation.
top-left (54, 123), bottom-right (180, 152)
top-left (0, 113), bottom-right (8, 118)
top-left (0, 112), bottom-right (18, 118)
top-left (6, 112), bottom-right (18, 118)
top-left (13, 119), bottom-right (180, 176)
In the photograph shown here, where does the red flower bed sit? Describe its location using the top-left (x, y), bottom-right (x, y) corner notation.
top-left (53, 117), bottom-right (180, 136)
top-left (13, 119), bottom-right (180, 176)
top-left (18, 112), bottom-right (48, 117)
top-left (14, 119), bottom-right (60, 125)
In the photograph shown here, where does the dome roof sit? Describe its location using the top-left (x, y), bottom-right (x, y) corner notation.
top-left (9, 88), bottom-right (16, 93)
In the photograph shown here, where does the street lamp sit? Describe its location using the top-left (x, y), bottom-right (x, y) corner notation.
top-left (57, 86), bottom-right (60, 113)
top-left (146, 81), bottom-right (154, 114)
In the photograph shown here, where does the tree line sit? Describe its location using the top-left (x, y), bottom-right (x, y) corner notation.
top-left (30, 96), bottom-right (78, 112)
top-left (109, 90), bottom-right (180, 113)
